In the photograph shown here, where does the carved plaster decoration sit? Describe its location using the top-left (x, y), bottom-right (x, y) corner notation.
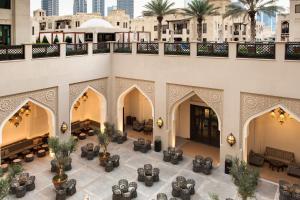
top-left (240, 92), bottom-right (300, 145)
top-left (69, 78), bottom-right (108, 107)
top-left (0, 88), bottom-right (58, 125)
top-left (115, 77), bottom-right (155, 105)
top-left (167, 83), bottom-right (223, 127)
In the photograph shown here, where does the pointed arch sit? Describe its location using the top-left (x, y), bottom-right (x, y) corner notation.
top-left (70, 86), bottom-right (107, 130)
top-left (116, 84), bottom-right (154, 133)
top-left (168, 91), bottom-right (222, 147)
top-left (0, 98), bottom-right (56, 145)
top-left (242, 104), bottom-right (300, 161)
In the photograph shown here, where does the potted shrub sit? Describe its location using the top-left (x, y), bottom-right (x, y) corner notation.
top-left (97, 122), bottom-right (112, 166)
top-left (53, 35), bottom-right (59, 44)
top-left (48, 136), bottom-right (77, 189)
top-left (42, 35), bottom-right (49, 44)
top-left (0, 178), bottom-right (9, 200)
top-left (65, 36), bottom-right (73, 44)
top-left (230, 158), bottom-right (259, 200)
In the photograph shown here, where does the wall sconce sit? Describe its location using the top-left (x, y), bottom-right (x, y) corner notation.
top-left (227, 133), bottom-right (236, 147)
top-left (82, 92), bottom-right (88, 102)
top-left (60, 122), bottom-right (68, 133)
top-left (156, 117), bottom-right (164, 128)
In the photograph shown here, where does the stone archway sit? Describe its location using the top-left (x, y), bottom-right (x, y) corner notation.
top-left (115, 77), bottom-right (155, 132)
top-left (167, 84), bottom-right (223, 147)
top-left (240, 92), bottom-right (300, 161)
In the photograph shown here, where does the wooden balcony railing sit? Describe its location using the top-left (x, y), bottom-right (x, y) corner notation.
top-left (237, 43), bottom-right (275, 59)
top-left (93, 43), bottom-right (110, 54)
top-left (113, 43), bottom-right (132, 53)
top-left (164, 43), bottom-right (190, 56)
top-left (0, 45), bottom-right (25, 61)
top-left (137, 43), bottom-right (159, 54)
top-left (197, 43), bottom-right (228, 57)
top-left (285, 42), bottom-right (300, 60)
top-left (66, 43), bottom-right (88, 56)
top-left (32, 44), bottom-right (60, 58)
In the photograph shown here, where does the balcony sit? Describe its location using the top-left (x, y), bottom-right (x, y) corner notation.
top-left (0, 42), bottom-right (299, 62)
top-left (234, 31), bottom-right (239, 35)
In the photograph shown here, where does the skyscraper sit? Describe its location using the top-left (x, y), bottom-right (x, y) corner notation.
top-left (92, 0), bottom-right (105, 16)
top-left (73, 0), bottom-right (87, 15)
top-left (117, 0), bottom-right (134, 18)
top-left (41, 0), bottom-right (59, 16)
top-left (107, 6), bottom-right (117, 16)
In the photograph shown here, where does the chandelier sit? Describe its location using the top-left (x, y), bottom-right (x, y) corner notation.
top-left (9, 103), bottom-right (31, 127)
top-left (73, 92), bottom-right (88, 110)
top-left (270, 108), bottom-right (289, 125)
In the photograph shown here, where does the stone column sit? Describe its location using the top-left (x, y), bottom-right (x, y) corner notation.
top-left (88, 42), bottom-right (93, 56)
top-left (190, 42), bottom-right (197, 58)
top-left (24, 44), bottom-right (32, 61)
top-left (158, 42), bottom-right (165, 56)
top-left (132, 42), bottom-right (137, 55)
top-left (60, 43), bottom-right (66, 58)
top-left (228, 42), bottom-right (237, 59)
top-left (58, 84), bottom-right (71, 138)
top-left (275, 42), bottom-right (286, 62)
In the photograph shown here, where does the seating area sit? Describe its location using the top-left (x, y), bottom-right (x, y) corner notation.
top-left (10, 172), bottom-right (36, 198)
top-left (71, 119), bottom-right (100, 138)
top-left (55, 179), bottom-right (77, 200)
top-left (51, 158), bottom-right (72, 173)
top-left (102, 154), bottom-right (120, 172)
top-left (279, 180), bottom-right (300, 200)
top-left (192, 155), bottom-right (213, 175)
top-left (111, 131), bottom-right (128, 144)
top-left (133, 138), bottom-right (151, 153)
top-left (80, 143), bottom-right (100, 160)
top-left (112, 179), bottom-right (138, 200)
top-left (137, 164), bottom-right (160, 187)
top-left (171, 176), bottom-right (195, 200)
top-left (126, 116), bottom-right (153, 134)
top-left (156, 193), bottom-right (178, 200)
top-left (163, 147), bottom-right (183, 165)
top-left (1, 134), bottom-right (49, 164)
top-left (249, 147), bottom-right (300, 178)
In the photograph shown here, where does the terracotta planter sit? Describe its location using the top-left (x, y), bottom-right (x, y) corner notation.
top-left (99, 152), bottom-right (110, 166)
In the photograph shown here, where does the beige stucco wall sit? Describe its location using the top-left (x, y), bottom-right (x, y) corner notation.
top-left (247, 112), bottom-right (300, 161)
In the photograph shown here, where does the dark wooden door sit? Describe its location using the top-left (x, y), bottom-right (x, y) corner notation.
top-left (190, 105), bottom-right (220, 147)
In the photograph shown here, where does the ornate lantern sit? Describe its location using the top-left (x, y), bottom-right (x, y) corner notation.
top-left (226, 133), bottom-right (236, 147)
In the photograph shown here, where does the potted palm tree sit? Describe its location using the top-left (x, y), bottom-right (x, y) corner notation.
top-left (0, 178), bottom-right (9, 200)
top-left (183, 0), bottom-right (220, 42)
top-left (143, 0), bottom-right (175, 41)
top-left (230, 158), bottom-right (259, 200)
top-left (48, 136), bottom-right (77, 189)
top-left (223, 0), bottom-right (283, 42)
top-left (97, 122), bottom-right (112, 166)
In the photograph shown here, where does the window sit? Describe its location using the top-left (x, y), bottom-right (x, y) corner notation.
top-left (32, 27), bottom-right (35, 35)
top-left (295, 4), bottom-right (300, 13)
top-left (154, 26), bottom-right (157, 31)
top-left (0, 0), bottom-right (11, 9)
top-left (0, 25), bottom-right (11, 45)
top-left (225, 25), bottom-right (228, 31)
top-left (203, 38), bottom-right (207, 42)
top-left (117, 22), bottom-right (120, 26)
top-left (203, 23), bottom-right (207, 34)
top-left (75, 21), bottom-right (80, 27)
top-left (142, 26), bottom-right (144, 32)
top-left (48, 23), bottom-right (52, 29)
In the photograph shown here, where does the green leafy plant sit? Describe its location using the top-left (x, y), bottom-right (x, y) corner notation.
top-left (183, 0), bottom-right (220, 41)
top-left (65, 36), bottom-right (73, 44)
top-left (209, 193), bottom-right (220, 200)
top-left (53, 35), bottom-right (59, 44)
top-left (36, 37), bottom-right (41, 43)
top-left (230, 158), bottom-right (259, 200)
top-left (42, 35), bottom-right (49, 44)
top-left (0, 178), bottom-right (10, 200)
top-left (97, 122), bottom-right (112, 155)
top-left (8, 164), bottom-right (23, 181)
top-left (48, 136), bottom-right (77, 175)
top-left (143, 0), bottom-right (175, 41)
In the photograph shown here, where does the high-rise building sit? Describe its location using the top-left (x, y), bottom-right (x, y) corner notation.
top-left (107, 6), bottom-right (117, 16)
top-left (41, 0), bottom-right (59, 16)
top-left (92, 0), bottom-right (105, 16)
top-left (73, 0), bottom-right (87, 15)
top-left (117, 0), bottom-right (134, 18)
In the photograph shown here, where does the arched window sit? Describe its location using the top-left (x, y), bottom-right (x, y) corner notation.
top-left (281, 21), bottom-right (289, 34)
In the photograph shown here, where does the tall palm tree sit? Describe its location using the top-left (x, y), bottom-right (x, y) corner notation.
top-left (144, 0), bottom-right (175, 41)
top-left (183, 0), bottom-right (220, 42)
top-left (224, 0), bottom-right (283, 42)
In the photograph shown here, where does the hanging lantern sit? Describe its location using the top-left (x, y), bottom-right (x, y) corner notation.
top-left (270, 109), bottom-right (276, 118)
top-left (278, 109), bottom-right (286, 125)
top-left (19, 107), bottom-right (26, 116)
top-left (24, 107), bottom-right (31, 117)
top-left (12, 114), bottom-right (22, 127)
top-left (82, 93), bottom-right (88, 102)
top-left (74, 101), bottom-right (80, 110)
top-left (226, 133), bottom-right (236, 147)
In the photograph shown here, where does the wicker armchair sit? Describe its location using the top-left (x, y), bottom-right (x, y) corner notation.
top-left (137, 164), bottom-right (160, 187)
top-left (248, 150), bottom-right (265, 167)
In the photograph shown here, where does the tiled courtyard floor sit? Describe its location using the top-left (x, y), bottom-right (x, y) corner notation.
top-left (6, 136), bottom-right (280, 200)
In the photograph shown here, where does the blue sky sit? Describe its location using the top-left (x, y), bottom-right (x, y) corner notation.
top-left (30, 0), bottom-right (288, 17)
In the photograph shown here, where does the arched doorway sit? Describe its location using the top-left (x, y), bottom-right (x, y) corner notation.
top-left (169, 93), bottom-right (221, 165)
top-left (243, 105), bottom-right (300, 183)
top-left (0, 99), bottom-right (55, 162)
top-left (117, 86), bottom-right (154, 142)
top-left (70, 87), bottom-right (107, 135)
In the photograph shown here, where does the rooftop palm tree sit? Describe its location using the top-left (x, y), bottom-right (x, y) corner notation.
top-left (183, 0), bottom-right (220, 42)
top-left (143, 0), bottom-right (175, 41)
top-left (224, 0), bottom-right (284, 42)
